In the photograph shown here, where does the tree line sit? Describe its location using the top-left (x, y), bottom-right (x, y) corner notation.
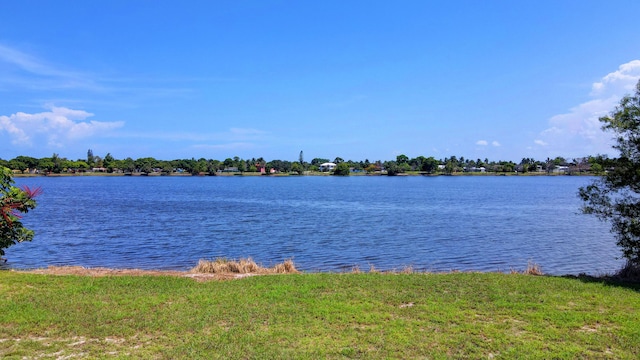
top-left (0, 150), bottom-right (605, 176)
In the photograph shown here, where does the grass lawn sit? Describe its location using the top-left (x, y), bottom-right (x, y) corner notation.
top-left (0, 271), bottom-right (638, 359)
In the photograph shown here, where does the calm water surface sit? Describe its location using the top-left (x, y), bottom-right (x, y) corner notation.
top-left (6, 175), bottom-right (623, 275)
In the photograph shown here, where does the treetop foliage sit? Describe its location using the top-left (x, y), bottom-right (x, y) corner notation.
top-left (580, 79), bottom-right (640, 265)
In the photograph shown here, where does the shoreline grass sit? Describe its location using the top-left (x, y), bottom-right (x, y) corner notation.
top-left (191, 257), bottom-right (298, 275)
top-left (1, 268), bottom-right (638, 359)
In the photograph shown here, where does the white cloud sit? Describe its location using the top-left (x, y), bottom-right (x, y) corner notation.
top-left (538, 60), bottom-right (640, 157)
top-left (477, 140), bottom-right (500, 147)
top-left (0, 106), bottom-right (124, 147)
top-left (591, 60), bottom-right (640, 96)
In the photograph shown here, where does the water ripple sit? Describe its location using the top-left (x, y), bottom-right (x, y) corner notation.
top-left (4, 175), bottom-right (625, 275)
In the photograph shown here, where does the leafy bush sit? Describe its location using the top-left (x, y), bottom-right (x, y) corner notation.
top-left (332, 162), bottom-right (351, 176)
top-left (0, 167), bottom-right (41, 256)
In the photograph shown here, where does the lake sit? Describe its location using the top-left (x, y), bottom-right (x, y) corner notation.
top-left (5, 175), bottom-right (624, 275)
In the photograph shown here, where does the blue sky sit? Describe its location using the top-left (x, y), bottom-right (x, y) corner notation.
top-left (1, 1), bottom-right (639, 163)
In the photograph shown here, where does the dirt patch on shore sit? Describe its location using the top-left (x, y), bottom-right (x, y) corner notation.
top-left (19, 266), bottom-right (254, 281)
top-left (16, 259), bottom-right (298, 281)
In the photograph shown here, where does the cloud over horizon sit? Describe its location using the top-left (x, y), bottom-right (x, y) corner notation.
top-left (0, 106), bottom-right (124, 148)
top-left (536, 60), bottom-right (640, 157)
top-left (476, 140), bottom-right (501, 147)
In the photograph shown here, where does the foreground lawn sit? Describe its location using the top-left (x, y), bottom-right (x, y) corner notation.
top-left (0, 272), bottom-right (638, 359)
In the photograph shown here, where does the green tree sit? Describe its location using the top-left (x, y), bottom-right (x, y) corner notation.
top-left (87, 149), bottom-right (95, 166)
top-left (384, 161), bottom-right (400, 176)
top-left (192, 158), bottom-right (208, 175)
top-left (122, 157), bottom-right (136, 173)
top-left (15, 156), bottom-right (38, 171)
top-left (588, 156), bottom-right (607, 175)
top-left (208, 160), bottom-right (221, 174)
top-left (410, 156), bottom-right (426, 171)
top-left (421, 157), bottom-right (439, 173)
top-left (1, 167), bottom-right (41, 257)
top-left (51, 153), bottom-right (63, 173)
top-left (8, 159), bottom-right (27, 173)
top-left (62, 159), bottom-right (76, 172)
top-left (553, 156), bottom-right (566, 166)
top-left (579, 79), bottom-right (640, 266)
top-left (365, 164), bottom-right (377, 173)
top-left (160, 161), bottom-right (174, 174)
top-left (37, 158), bottom-right (54, 173)
top-left (332, 162), bottom-right (350, 176)
top-left (135, 157), bottom-right (157, 174)
top-left (444, 161), bottom-right (455, 175)
top-left (545, 157), bottom-right (554, 174)
top-left (103, 153), bottom-right (115, 172)
top-left (291, 162), bottom-right (303, 175)
top-left (268, 160), bottom-right (292, 173)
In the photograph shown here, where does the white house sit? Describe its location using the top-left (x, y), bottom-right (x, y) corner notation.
top-left (319, 162), bottom-right (337, 172)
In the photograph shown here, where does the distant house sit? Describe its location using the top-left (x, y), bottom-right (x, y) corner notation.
top-left (222, 167), bottom-right (239, 173)
top-left (256, 163), bottom-right (266, 174)
top-left (319, 162), bottom-right (337, 172)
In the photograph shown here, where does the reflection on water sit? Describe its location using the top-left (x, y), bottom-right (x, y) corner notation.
top-left (6, 175), bottom-right (623, 275)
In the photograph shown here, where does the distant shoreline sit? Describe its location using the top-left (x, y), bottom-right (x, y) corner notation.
top-left (12, 171), bottom-right (598, 178)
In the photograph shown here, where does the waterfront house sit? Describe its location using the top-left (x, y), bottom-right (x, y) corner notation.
top-left (319, 162), bottom-right (337, 172)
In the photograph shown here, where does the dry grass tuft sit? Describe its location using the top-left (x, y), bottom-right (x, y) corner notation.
top-left (191, 258), bottom-right (299, 275)
top-left (523, 262), bottom-right (543, 276)
top-left (400, 265), bottom-right (414, 274)
top-left (272, 259), bottom-right (298, 274)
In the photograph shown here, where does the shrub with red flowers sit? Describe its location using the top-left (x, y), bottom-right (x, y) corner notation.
top-left (1, 167), bottom-right (41, 257)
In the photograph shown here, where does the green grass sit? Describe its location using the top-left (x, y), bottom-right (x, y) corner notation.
top-left (0, 272), bottom-right (638, 359)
